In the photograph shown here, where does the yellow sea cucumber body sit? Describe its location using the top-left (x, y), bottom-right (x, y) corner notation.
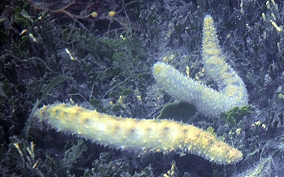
top-left (34, 103), bottom-right (243, 164)
top-left (202, 15), bottom-right (248, 106)
top-left (153, 15), bottom-right (248, 116)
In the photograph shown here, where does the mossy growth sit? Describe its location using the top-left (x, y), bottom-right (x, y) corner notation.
top-left (221, 106), bottom-right (251, 127)
top-left (2, 0), bottom-right (284, 176)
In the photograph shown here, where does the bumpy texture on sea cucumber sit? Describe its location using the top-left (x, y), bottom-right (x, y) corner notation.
top-left (153, 15), bottom-right (248, 116)
top-left (34, 103), bottom-right (243, 164)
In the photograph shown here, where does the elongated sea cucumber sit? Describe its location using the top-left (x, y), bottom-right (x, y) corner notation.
top-left (153, 15), bottom-right (248, 116)
top-left (34, 15), bottom-right (245, 165)
top-left (34, 103), bottom-right (243, 164)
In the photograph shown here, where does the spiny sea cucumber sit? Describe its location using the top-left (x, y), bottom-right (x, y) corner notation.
top-left (152, 15), bottom-right (248, 116)
top-left (34, 103), bottom-right (243, 164)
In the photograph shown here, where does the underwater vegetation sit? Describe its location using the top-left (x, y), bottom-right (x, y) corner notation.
top-left (1, 0), bottom-right (284, 176)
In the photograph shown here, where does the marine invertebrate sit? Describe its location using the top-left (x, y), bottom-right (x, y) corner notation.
top-left (153, 15), bottom-right (248, 116)
top-left (33, 15), bottom-right (245, 166)
top-left (34, 103), bottom-right (242, 164)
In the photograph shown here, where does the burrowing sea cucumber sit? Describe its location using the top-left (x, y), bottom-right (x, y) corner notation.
top-left (34, 103), bottom-right (243, 164)
top-left (152, 15), bottom-right (248, 117)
